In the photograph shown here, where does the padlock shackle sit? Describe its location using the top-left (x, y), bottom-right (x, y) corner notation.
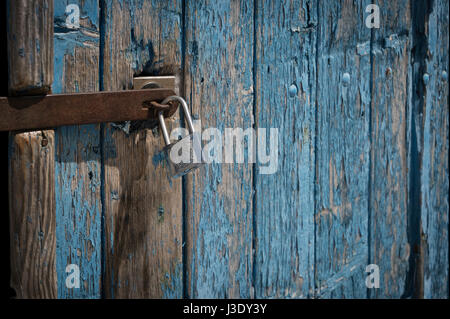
top-left (161, 96), bottom-right (195, 134)
top-left (158, 111), bottom-right (171, 145)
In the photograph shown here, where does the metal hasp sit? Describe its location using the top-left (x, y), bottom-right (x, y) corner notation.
top-left (133, 76), bottom-right (176, 90)
top-left (0, 88), bottom-right (177, 131)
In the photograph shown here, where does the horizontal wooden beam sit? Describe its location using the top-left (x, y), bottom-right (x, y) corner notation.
top-left (0, 89), bottom-right (177, 131)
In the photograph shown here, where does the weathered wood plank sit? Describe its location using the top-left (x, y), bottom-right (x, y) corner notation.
top-left (5, 0), bottom-right (448, 300)
top-left (1, 1), bottom-right (11, 298)
top-left (369, 0), bottom-right (411, 298)
top-left (185, 0), bottom-right (254, 298)
top-left (254, 0), bottom-right (316, 298)
top-left (9, 131), bottom-right (56, 299)
top-left (53, 0), bottom-right (102, 298)
top-left (315, 0), bottom-right (371, 298)
top-left (7, 0), bottom-right (53, 96)
top-left (102, 0), bottom-right (183, 298)
top-left (7, 0), bottom-right (56, 299)
top-left (420, 0), bottom-right (449, 299)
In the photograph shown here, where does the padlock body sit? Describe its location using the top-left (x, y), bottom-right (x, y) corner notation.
top-left (163, 134), bottom-right (203, 178)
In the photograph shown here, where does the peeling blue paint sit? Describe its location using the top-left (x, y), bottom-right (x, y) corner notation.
top-left (54, 0), bottom-right (101, 299)
top-left (186, 0), bottom-right (254, 298)
top-left (44, 0), bottom-right (447, 300)
top-left (162, 263), bottom-right (183, 298)
top-left (420, 0), bottom-right (449, 299)
top-left (254, 0), bottom-right (318, 299)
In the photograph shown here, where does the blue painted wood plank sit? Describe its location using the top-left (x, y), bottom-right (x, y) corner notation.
top-left (101, 0), bottom-right (183, 298)
top-left (369, 0), bottom-right (411, 298)
top-left (53, 0), bottom-right (102, 298)
top-left (421, 0), bottom-right (449, 299)
top-left (6, 0), bottom-right (448, 300)
top-left (315, 0), bottom-right (372, 298)
top-left (185, 0), bottom-right (254, 298)
top-left (254, 0), bottom-right (316, 298)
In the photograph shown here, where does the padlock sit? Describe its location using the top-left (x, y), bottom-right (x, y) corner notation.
top-left (158, 96), bottom-right (203, 178)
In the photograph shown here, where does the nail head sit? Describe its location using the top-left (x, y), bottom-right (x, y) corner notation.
top-left (342, 73), bottom-right (351, 86)
top-left (288, 84), bottom-right (298, 97)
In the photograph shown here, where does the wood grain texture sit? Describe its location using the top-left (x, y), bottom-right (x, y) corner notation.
top-left (7, 0), bottom-right (56, 299)
top-left (420, 0), bottom-right (449, 299)
top-left (101, 0), bottom-right (183, 298)
top-left (53, 0), bottom-right (102, 298)
top-left (6, 0), bottom-right (449, 299)
top-left (9, 131), bottom-right (56, 299)
top-left (185, 0), bottom-right (254, 298)
top-left (7, 0), bottom-right (53, 96)
top-left (254, 0), bottom-right (316, 298)
top-left (369, 0), bottom-right (411, 298)
top-left (315, 0), bottom-right (371, 298)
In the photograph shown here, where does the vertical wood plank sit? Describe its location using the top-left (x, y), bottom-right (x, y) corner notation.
top-left (369, 0), bottom-right (411, 298)
top-left (102, 0), bottom-right (183, 298)
top-left (254, 0), bottom-right (316, 298)
top-left (315, 0), bottom-right (371, 298)
top-left (7, 0), bottom-right (56, 299)
top-left (185, 0), bottom-right (254, 298)
top-left (7, 0), bottom-right (53, 96)
top-left (9, 131), bottom-right (56, 298)
top-left (420, 0), bottom-right (449, 299)
top-left (53, 0), bottom-right (102, 298)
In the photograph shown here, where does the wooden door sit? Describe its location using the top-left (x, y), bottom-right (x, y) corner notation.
top-left (7, 0), bottom-right (448, 299)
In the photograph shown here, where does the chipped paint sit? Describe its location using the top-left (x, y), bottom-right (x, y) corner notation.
top-left (419, 0), bottom-right (449, 299)
top-left (254, 0), bottom-right (317, 298)
top-left (31, 0), bottom-right (447, 299)
top-left (54, 0), bottom-right (102, 299)
top-left (185, 0), bottom-right (254, 299)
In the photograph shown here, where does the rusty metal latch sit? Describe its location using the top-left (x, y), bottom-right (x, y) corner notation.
top-left (0, 88), bottom-right (178, 132)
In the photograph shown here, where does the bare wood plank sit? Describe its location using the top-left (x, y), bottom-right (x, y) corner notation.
top-left (102, 0), bottom-right (183, 298)
top-left (9, 131), bottom-right (56, 299)
top-left (254, 0), bottom-right (316, 298)
top-left (53, 0), bottom-right (102, 298)
top-left (7, 0), bottom-right (56, 299)
top-left (315, 0), bottom-right (372, 298)
top-left (369, 0), bottom-right (411, 298)
top-left (184, 0), bottom-right (254, 298)
top-left (420, 0), bottom-right (449, 299)
top-left (7, 0), bottom-right (53, 96)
